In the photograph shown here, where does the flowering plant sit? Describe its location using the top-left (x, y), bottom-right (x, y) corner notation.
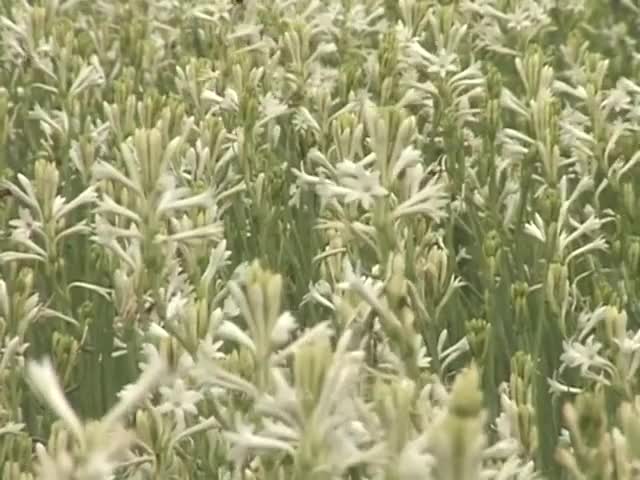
top-left (2, 0), bottom-right (640, 478)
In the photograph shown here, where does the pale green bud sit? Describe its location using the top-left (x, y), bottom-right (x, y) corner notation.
top-left (517, 403), bottom-right (538, 455)
top-left (17, 268), bottom-right (34, 296)
top-left (603, 305), bottom-right (627, 345)
top-left (449, 365), bottom-right (483, 418)
top-left (465, 319), bottom-right (490, 365)
top-left (51, 332), bottom-right (79, 389)
top-left (135, 409), bottom-right (156, 448)
top-left (511, 281), bottom-right (529, 323)
top-left (293, 337), bottom-right (332, 417)
top-left (486, 65), bottom-right (503, 100)
top-left (380, 76), bottom-right (395, 105)
top-left (623, 182), bottom-right (636, 218)
top-left (484, 98), bottom-right (502, 141)
top-left (34, 160), bottom-right (60, 219)
top-left (385, 252), bottom-right (407, 309)
top-left (424, 243), bottom-right (448, 300)
top-left (159, 336), bottom-right (182, 371)
top-left (545, 262), bottom-right (569, 317)
top-left (510, 352), bottom-right (534, 405)
top-left (482, 230), bottom-right (501, 278)
top-left (196, 298), bottom-right (210, 340)
top-left (537, 185), bottom-right (560, 222)
top-left (430, 365), bottom-right (485, 480)
top-left (119, 185), bottom-right (130, 211)
top-left (518, 45), bottom-right (544, 98)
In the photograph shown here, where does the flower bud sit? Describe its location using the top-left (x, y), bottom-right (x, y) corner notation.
top-left (379, 30), bottom-right (399, 79)
top-left (449, 366), bottom-right (484, 418)
top-left (517, 403), bottom-right (538, 455)
top-left (135, 408), bottom-right (156, 448)
top-left (34, 160), bottom-right (60, 220)
top-left (196, 298), bottom-right (210, 340)
top-left (483, 230), bottom-right (502, 279)
top-left (0, 279), bottom-right (9, 321)
top-left (124, 95), bottom-right (136, 136)
top-left (380, 76), bottom-right (395, 105)
top-left (119, 185), bottom-right (130, 211)
top-left (17, 268), bottom-right (34, 296)
top-left (52, 332), bottom-right (79, 388)
top-left (486, 65), bottom-right (503, 100)
top-left (482, 230), bottom-right (501, 259)
top-left (623, 182), bottom-right (636, 218)
top-left (159, 336), bottom-right (182, 371)
top-left (182, 303), bottom-right (200, 354)
top-left (465, 318), bottom-right (490, 364)
top-left (385, 252), bottom-right (407, 310)
top-left (424, 243), bottom-right (448, 300)
top-left (603, 305), bottom-right (627, 345)
top-left (545, 262), bottom-right (569, 316)
top-left (522, 45), bottom-right (544, 97)
top-left (549, 96), bottom-right (561, 143)
top-left (293, 338), bottom-right (333, 417)
top-left (484, 98), bottom-right (502, 142)
top-left (511, 281), bottom-right (529, 324)
top-left (430, 365), bottom-right (485, 480)
top-left (510, 352), bottom-right (534, 407)
top-left (537, 185), bottom-right (560, 222)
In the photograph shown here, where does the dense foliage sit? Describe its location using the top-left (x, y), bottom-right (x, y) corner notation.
top-left (1, 0), bottom-right (640, 478)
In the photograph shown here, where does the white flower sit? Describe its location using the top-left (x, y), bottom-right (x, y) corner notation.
top-left (166, 293), bottom-right (188, 322)
top-left (258, 92), bottom-right (289, 124)
top-left (201, 87), bottom-right (239, 113)
top-left (408, 42), bottom-right (460, 78)
top-left (301, 280), bottom-right (335, 310)
top-left (392, 175), bottom-right (449, 222)
top-left (217, 319), bottom-right (256, 352)
top-left (157, 379), bottom-right (203, 431)
top-left (224, 419), bottom-right (295, 466)
top-left (335, 160), bottom-right (388, 208)
top-left (270, 311), bottom-right (298, 346)
top-left (311, 160), bottom-right (388, 210)
top-left (292, 107), bottom-right (321, 134)
top-left (560, 336), bottom-right (615, 383)
top-left (547, 376), bottom-right (582, 395)
top-left (602, 86), bottom-right (632, 114)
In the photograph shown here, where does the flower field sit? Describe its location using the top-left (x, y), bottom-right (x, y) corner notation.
top-left (1, 0), bottom-right (640, 478)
